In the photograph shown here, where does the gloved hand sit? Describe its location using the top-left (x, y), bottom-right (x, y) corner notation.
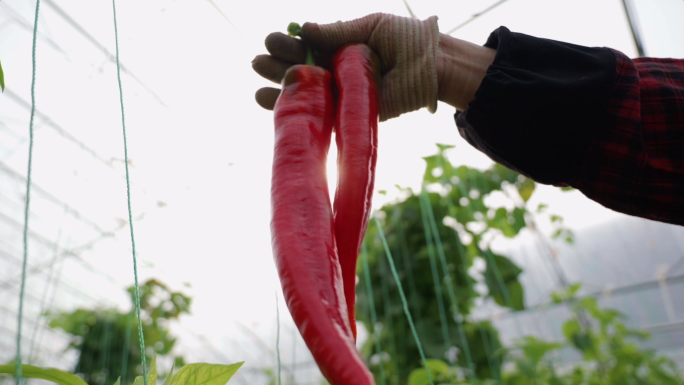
top-left (252, 13), bottom-right (440, 121)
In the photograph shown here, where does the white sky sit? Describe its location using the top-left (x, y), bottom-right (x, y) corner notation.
top-left (0, 0), bottom-right (683, 383)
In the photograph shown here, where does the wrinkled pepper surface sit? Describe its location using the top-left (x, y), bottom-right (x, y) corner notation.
top-left (332, 44), bottom-right (380, 341)
top-left (271, 63), bottom-right (375, 385)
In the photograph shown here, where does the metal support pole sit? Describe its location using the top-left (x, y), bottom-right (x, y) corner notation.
top-left (621, 0), bottom-right (646, 57)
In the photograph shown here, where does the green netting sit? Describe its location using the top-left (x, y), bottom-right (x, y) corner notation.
top-left (374, 217), bottom-right (434, 385)
top-left (362, 241), bottom-right (387, 385)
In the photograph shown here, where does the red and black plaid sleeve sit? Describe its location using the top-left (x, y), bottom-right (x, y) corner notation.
top-left (573, 52), bottom-right (684, 225)
top-left (456, 27), bottom-right (684, 226)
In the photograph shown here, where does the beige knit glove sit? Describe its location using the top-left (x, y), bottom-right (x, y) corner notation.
top-left (252, 13), bottom-right (440, 122)
top-left (302, 13), bottom-right (440, 121)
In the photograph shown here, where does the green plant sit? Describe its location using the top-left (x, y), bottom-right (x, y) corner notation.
top-left (1, 356), bottom-right (243, 385)
top-left (357, 144), bottom-right (533, 383)
top-left (47, 279), bottom-right (191, 385)
top-left (499, 336), bottom-right (565, 385)
top-left (406, 284), bottom-right (684, 384)
top-left (494, 284), bottom-right (683, 384)
top-left (553, 285), bottom-right (684, 384)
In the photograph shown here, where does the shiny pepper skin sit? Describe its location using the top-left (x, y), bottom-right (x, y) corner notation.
top-left (332, 44), bottom-right (380, 341)
top-left (271, 64), bottom-right (375, 385)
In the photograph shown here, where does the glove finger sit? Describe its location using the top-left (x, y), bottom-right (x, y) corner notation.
top-left (265, 32), bottom-right (307, 64)
top-left (252, 55), bottom-right (294, 84)
top-left (301, 13), bottom-right (385, 53)
top-left (255, 87), bottom-right (280, 110)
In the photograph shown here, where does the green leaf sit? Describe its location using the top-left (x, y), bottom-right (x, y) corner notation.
top-left (163, 363), bottom-right (176, 385)
top-left (562, 319), bottom-right (581, 342)
top-left (550, 283), bottom-right (582, 304)
top-left (512, 207), bottom-right (527, 234)
top-left (167, 362), bottom-right (244, 385)
top-left (436, 143), bottom-right (455, 152)
top-left (424, 359), bottom-right (449, 375)
top-left (422, 155), bottom-right (440, 183)
top-left (0, 365), bottom-right (88, 385)
top-left (407, 359), bottom-right (448, 385)
top-left (149, 356), bottom-right (158, 385)
top-left (133, 356), bottom-right (157, 385)
top-left (563, 319), bottom-right (594, 354)
top-left (516, 336), bottom-right (563, 363)
top-left (568, 283), bottom-right (582, 296)
top-left (0, 58), bottom-right (5, 92)
top-left (517, 177), bottom-right (535, 202)
top-left (113, 377), bottom-right (121, 385)
top-left (506, 280), bottom-right (525, 311)
top-left (484, 253), bottom-right (525, 310)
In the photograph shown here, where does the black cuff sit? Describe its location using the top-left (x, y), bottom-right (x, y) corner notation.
top-left (455, 26), bottom-right (616, 185)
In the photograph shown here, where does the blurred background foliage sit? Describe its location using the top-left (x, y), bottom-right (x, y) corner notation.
top-left (357, 144), bottom-right (535, 383)
top-left (4, 144), bottom-right (681, 385)
top-left (406, 284), bottom-right (684, 385)
top-left (46, 279), bottom-right (191, 385)
top-left (356, 145), bottom-right (682, 385)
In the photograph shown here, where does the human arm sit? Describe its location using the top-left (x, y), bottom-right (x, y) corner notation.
top-left (252, 15), bottom-right (684, 225)
top-left (455, 27), bottom-right (684, 225)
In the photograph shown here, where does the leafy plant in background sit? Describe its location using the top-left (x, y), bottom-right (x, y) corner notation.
top-left (46, 279), bottom-right (192, 385)
top-left (358, 144), bottom-right (536, 383)
top-left (552, 284), bottom-right (682, 384)
top-left (536, 204), bottom-right (574, 245)
top-left (357, 144), bottom-right (682, 384)
top-left (406, 284), bottom-right (684, 385)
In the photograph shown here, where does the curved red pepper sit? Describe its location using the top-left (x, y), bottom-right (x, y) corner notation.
top-left (332, 44), bottom-right (380, 341)
top-left (271, 64), bottom-right (375, 385)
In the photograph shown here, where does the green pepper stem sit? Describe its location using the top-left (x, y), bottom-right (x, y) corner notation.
top-left (288, 22), bottom-right (314, 66)
top-left (305, 48), bottom-right (314, 66)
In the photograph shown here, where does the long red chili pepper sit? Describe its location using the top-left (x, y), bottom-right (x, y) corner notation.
top-left (332, 44), bottom-right (380, 341)
top-left (271, 62), bottom-right (375, 384)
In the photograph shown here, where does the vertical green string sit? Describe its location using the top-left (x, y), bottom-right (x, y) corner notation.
top-left (362, 242), bottom-right (386, 385)
top-left (17, 1), bottom-right (41, 384)
top-left (275, 291), bottom-right (281, 385)
top-left (391, 207), bottom-right (426, 380)
top-left (483, 249), bottom-right (524, 336)
top-left (479, 326), bottom-right (500, 382)
top-left (79, 316), bottom-right (105, 380)
top-left (100, 318), bottom-right (112, 384)
top-left (111, 1), bottom-right (147, 384)
top-left (393, 209), bottom-right (424, 327)
top-left (463, 167), bottom-right (524, 337)
top-left (418, 193), bottom-right (451, 352)
top-left (121, 311), bottom-right (133, 385)
top-left (378, 256), bottom-right (399, 383)
top-left (374, 217), bottom-right (433, 385)
top-left (420, 188), bottom-right (478, 383)
top-left (437, 158), bottom-right (501, 382)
